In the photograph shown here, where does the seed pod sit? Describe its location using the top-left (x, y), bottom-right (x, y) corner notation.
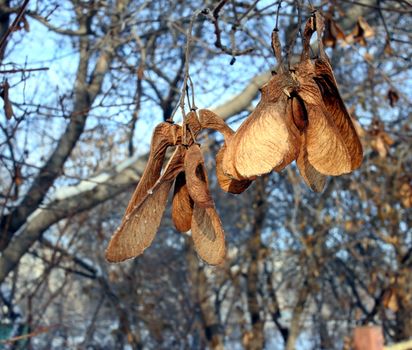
top-left (184, 144), bottom-right (214, 208)
top-left (191, 204), bottom-right (226, 265)
top-left (171, 172), bottom-right (193, 232)
top-left (106, 147), bottom-right (185, 263)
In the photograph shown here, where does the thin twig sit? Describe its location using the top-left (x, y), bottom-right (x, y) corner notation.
top-left (0, 67), bottom-right (49, 73)
top-left (0, 0), bottom-right (30, 55)
top-left (0, 325), bottom-right (57, 344)
top-left (275, 0), bottom-right (282, 30)
top-left (206, 1), bottom-right (254, 56)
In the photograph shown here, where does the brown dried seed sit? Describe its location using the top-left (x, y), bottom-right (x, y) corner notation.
top-left (105, 147), bottom-right (185, 263)
top-left (171, 172), bottom-right (193, 232)
top-left (191, 204), bottom-right (226, 266)
top-left (124, 122), bottom-right (181, 216)
top-left (184, 144), bottom-right (214, 208)
top-left (216, 144), bottom-right (252, 194)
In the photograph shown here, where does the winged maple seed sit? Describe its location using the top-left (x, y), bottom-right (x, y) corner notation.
top-left (220, 12), bottom-right (362, 192)
top-left (198, 109), bottom-right (252, 194)
top-left (184, 144), bottom-right (214, 208)
top-left (105, 146), bottom-right (185, 263)
top-left (106, 12), bottom-right (364, 266)
top-left (322, 9), bottom-right (346, 48)
top-left (107, 110), bottom-right (229, 265)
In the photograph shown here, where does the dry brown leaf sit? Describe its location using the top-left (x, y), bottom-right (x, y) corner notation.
top-left (371, 131), bottom-right (393, 158)
top-left (349, 16), bottom-right (375, 46)
top-left (387, 89), bottom-right (399, 107)
top-left (381, 131), bottom-right (394, 146)
top-left (348, 111), bottom-right (366, 139)
top-left (357, 17), bottom-right (375, 38)
top-left (323, 16), bottom-right (345, 48)
top-left (0, 80), bottom-right (14, 120)
top-left (171, 172), bottom-right (193, 232)
top-left (14, 165), bottom-right (23, 186)
top-left (384, 39), bottom-right (394, 56)
top-left (106, 147), bottom-right (185, 262)
top-left (191, 204), bottom-right (226, 265)
top-left (314, 59), bottom-right (363, 170)
top-left (184, 144), bottom-right (214, 208)
top-left (124, 122), bottom-right (181, 216)
top-left (399, 182), bottom-right (412, 208)
top-left (383, 287), bottom-right (399, 312)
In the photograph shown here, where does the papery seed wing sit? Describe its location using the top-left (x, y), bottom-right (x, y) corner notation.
top-left (305, 104), bottom-right (352, 176)
top-left (216, 144), bottom-right (252, 194)
top-left (191, 204), bottom-right (226, 266)
top-left (314, 59), bottom-right (363, 170)
top-left (171, 172), bottom-right (193, 232)
top-left (223, 101), bottom-right (299, 179)
top-left (105, 181), bottom-right (172, 262)
top-left (296, 134), bottom-right (327, 192)
top-left (198, 109), bottom-right (253, 193)
top-left (198, 109), bottom-right (233, 139)
top-left (184, 144), bottom-right (214, 208)
top-left (106, 147), bottom-right (184, 262)
top-left (124, 122), bottom-right (181, 216)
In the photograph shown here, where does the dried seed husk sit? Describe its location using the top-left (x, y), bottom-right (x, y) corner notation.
top-left (387, 89), bottom-right (399, 107)
top-left (294, 59), bottom-right (352, 176)
top-left (198, 109), bottom-right (233, 139)
top-left (304, 103), bottom-right (352, 176)
top-left (351, 16), bottom-right (375, 46)
top-left (291, 95), bottom-right (308, 132)
top-left (183, 111), bottom-right (202, 145)
top-left (124, 122), bottom-right (181, 216)
top-left (216, 144), bottom-right (252, 194)
top-left (222, 76), bottom-right (300, 179)
top-left (296, 134), bottom-right (327, 192)
top-left (184, 144), bottom-right (214, 208)
top-left (198, 109), bottom-right (253, 193)
top-left (106, 147), bottom-right (185, 263)
top-left (314, 58), bottom-right (363, 170)
top-left (323, 16), bottom-right (345, 48)
top-left (0, 80), bottom-right (14, 120)
top-left (191, 204), bottom-right (226, 265)
top-left (171, 171), bottom-right (193, 232)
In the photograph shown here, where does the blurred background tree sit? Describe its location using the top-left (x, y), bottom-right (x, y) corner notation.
top-left (0, 0), bottom-right (411, 349)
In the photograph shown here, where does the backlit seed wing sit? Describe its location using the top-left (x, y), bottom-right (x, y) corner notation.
top-left (314, 58), bottom-right (363, 170)
top-left (171, 172), bottom-right (193, 232)
top-left (296, 133), bottom-right (327, 192)
top-left (198, 109), bottom-right (233, 139)
top-left (305, 105), bottom-right (351, 176)
top-left (216, 145), bottom-right (252, 194)
top-left (124, 122), bottom-right (181, 215)
top-left (305, 104), bottom-right (352, 176)
top-left (191, 204), bottom-right (226, 266)
top-left (223, 101), bottom-right (299, 179)
top-left (184, 144), bottom-right (214, 208)
top-left (198, 109), bottom-right (254, 193)
top-left (105, 148), bottom-right (184, 262)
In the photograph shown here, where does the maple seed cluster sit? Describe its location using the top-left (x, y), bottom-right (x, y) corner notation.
top-left (105, 13), bottom-right (363, 265)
